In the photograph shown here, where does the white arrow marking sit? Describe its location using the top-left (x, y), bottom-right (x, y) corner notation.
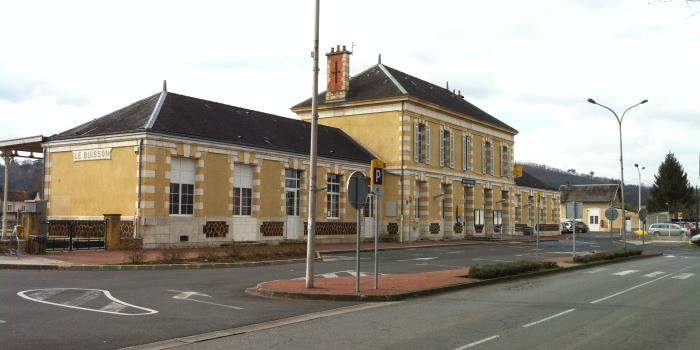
top-left (613, 270), bottom-right (639, 276)
top-left (167, 290), bottom-right (243, 310)
top-left (397, 257), bottom-right (438, 262)
top-left (584, 268), bottom-right (609, 274)
top-left (643, 271), bottom-right (665, 278)
top-left (671, 273), bottom-right (694, 280)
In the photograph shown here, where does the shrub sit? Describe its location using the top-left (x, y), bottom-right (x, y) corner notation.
top-left (469, 260), bottom-right (558, 279)
top-left (573, 249), bottom-right (642, 264)
top-left (159, 247), bottom-right (186, 263)
top-left (198, 250), bottom-right (219, 262)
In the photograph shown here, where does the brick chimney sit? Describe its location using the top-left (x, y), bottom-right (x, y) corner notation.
top-left (325, 44), bottom-right (352, 101)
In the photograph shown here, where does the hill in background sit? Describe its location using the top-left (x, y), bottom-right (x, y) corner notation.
top-left (520, 162), bottom-right (649, 210)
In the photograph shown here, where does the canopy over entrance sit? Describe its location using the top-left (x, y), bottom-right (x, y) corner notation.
top-left (0, 135), bottom-right (44, 239)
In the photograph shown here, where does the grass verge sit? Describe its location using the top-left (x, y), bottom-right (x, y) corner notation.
top-left (573, 249), bottom-right (643, 264)
top-left (469, 260), bottom-right (558, 279)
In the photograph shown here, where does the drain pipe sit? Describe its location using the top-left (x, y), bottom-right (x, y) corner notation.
top-left (135, 138), bottom-right (143, 238)
top-left (400, 101), bottom-right (405, 243)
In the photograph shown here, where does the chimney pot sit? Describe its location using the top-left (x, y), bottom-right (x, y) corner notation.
top-left (342, 45), bottom-right (346, 51)
top-left (336, 44), bottom-right (340, 52)
top-left (331, 47), bottom-right (335, 53)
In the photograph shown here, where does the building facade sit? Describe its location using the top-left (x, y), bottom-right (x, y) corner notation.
top-left (35, 46), bottom-right (563, 247)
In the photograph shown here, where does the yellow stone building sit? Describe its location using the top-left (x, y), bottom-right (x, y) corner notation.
top-left (11, 46), bottom-right (563, 248)
top-left (293, 46), bottom-right (560, 241)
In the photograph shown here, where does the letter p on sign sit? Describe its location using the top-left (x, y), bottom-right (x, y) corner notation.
top-left (370, 159), bottom-right (384, 187)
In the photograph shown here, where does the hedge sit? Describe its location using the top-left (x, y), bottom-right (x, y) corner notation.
top-left (469, 260), bottom-right (558, 279)
top-left (573, 249), bottom-right (643, 264)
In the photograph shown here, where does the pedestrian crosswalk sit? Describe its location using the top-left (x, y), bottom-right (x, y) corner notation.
top-left (584, 268), bottom-right (695, 280)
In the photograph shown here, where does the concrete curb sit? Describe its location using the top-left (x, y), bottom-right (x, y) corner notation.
top-left (318, 238), bottom-right (561, 255)
top-left (246, 252), bottom-right (663, 302)
top-left (0, 257), bottom-right (320, 271)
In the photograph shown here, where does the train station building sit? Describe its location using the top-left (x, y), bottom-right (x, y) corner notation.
top-left (3, 46), bottom-right (561, 248)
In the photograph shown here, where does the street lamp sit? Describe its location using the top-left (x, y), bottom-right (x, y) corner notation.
top-left (587, 98), bottom-right (648, 250)
top-left (634, 164), bottom-right (645, 227)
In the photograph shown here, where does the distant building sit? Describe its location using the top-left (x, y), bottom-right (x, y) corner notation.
top-left (514, 172), bottom-right (560, 229)
top-left (559, 184), bottom-right (639, 231)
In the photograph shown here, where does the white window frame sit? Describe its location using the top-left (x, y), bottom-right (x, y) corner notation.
top-left (462, 134), bottom-right (471, 171)
top-left (493, 210), bottom-right (503, 225)
top-left (414, 121), bottom-right (430, 164)
top-left (285, 169), bottom-right (301, 216)
top-left (326, 173), bottom-right (341, 218)
top-left (363, 190), bottom-right (374, 218)
top-left (169, 157), bottom-right (196, 216)
top-left (501, 145), bottom-right (510, 177)
top-left (233, 164), bottom-right (253, 216)
top-left (474, 209), bottom-right (485, 225)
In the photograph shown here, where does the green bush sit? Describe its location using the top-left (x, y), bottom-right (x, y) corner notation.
top-left (573, 249), bottom-right (642, 264)
top-left (469, 260), bottom-right (558, 279)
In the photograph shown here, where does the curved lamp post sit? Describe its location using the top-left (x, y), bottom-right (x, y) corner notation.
top-left (587, 98), bottom-right (648, 250)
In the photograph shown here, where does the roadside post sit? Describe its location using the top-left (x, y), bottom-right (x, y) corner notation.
top-left (536, 193), bottom-right (541, 251)
top-left (370, 160), bottom-right (384, 290)
top-left (638, 208), bottom-right (648, 246)
top-left (605, 207), bottom-right (619, 249)
top-left (347, 171), bottom-right (369, 293)
top-left (566, 201), bottom-right (583, 257)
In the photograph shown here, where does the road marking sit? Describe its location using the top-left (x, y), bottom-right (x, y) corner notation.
top-left (446, 251), bottom-right (464, 254)
top-left (17, 288), bottom-right (158, 316)
top-left (415, 263), bottom-right (465, 268)
top-left (612, 270), bottom-right (639, 276)
top-left (665, 255), bottom-right (676, 258)
top-left (472, 258), bottom-right (486, 261)
top-left (168, 290), bottom-right (243, 310)
top-left (591, 265), bottom-right (695, 304)
top-left (63, 290), bottom-right (102, 307)
top-left (396, 257), bottom-right (438, 262)
top-left (522, 309), bottom-right (576, 328)
top-left (0, 320), bottom-right (5, 324)
top-left (122, 302), bottom-right (401, 350)
top-left (643, 271), bottom-right (665, 278)
top-left (453, 335), bottom-right (500, 349)
top-left (671, 273), bottom-right (694, 280)
top-left (584, 268), bottom-right (610, 274)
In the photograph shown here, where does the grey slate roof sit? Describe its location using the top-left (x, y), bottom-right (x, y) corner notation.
top-left (515, 172), bottom-right (557, 191)
top-left (50, 92), bottom-right (375, 163)
top-left (559, 184), bottom-right (621, 204)
top-left (293, 64), bottom-right (517, 133)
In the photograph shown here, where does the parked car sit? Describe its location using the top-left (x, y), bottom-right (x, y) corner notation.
top-left (561, 220), bottom-right (588, 233)
top-left (691, 233), bottom-right (700, 246)
top-left (648, 223), bottom-right (686, 236)
top-left (690, 234), bottom-right (700, 246)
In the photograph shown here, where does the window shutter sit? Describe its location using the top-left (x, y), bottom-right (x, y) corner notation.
top-left (481, 140), bottom-right (486, 174)
top-left (439, 126), bottom-right (444, 167)
top-left (490, 142), bottom-right (495, 175)
top-left (414, 121), bottom-right (419, 162)
top-left (462, 134), bottom-right (467, 171)
top-left (450, 131), bottom-right (455, 168)
top-left (426, 124), bottom-right (431, 164)
top-left (468, 136), bottom-right (472, 170)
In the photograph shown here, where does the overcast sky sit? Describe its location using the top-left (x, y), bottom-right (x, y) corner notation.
top-left (2, 0), bottom-right (699, 186)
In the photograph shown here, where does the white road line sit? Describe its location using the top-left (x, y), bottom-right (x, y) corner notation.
top-left (0, 320), bottom-right (6, 324)
top-left (18, 288), bottom-right (158, 316)
top-left (27, 289), bottom-right (63, 301)
top-left (100, 301), bottom-right (129, 313)
top-left (453, 335), bottom-right (500, 349)
top-left (643, 271), bottom-right (665, 278)
top-left (446, 251), bottom-right (463, 254)
top-left (63, 290), bottom-right (102, 307)
top-left (178, 298), bottom-right (244, 310)
top-left (415, 263), bottom-right (465, 268)
top-left (584, 268), bottom-right (610, 274)
top-left (591, 266), bottom-right (695, 304)
top-left (522, 309), bottom-right (576, 328)
top-left (671, 273), bottom-right (694, 280)
top-left (320, 273), bottom-right (339, 278)
top-left (396, 257), bottom-right (438, 262)
top-left (612, 270), bottom-right (639, 276)
top-left (665, 255), bottom-right (676, 258)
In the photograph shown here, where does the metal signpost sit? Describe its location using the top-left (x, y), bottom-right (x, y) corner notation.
top-left (605, 207), bottom-right (619, 249)
top-left (347, 171), bottom-right (369, 293)
top-left (566, 201), bottom-right (582, 257)
top-left (370, 160), bottom-right (384, 290)
top-left (638, 208), bottom-right (648, 246)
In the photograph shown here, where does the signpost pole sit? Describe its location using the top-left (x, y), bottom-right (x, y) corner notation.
top-left (356, 205), bottom-right (361, 293)
top-left (374, 191), bottom-right (379, 289)
top-left (572, 202), bottom-right (577, 258)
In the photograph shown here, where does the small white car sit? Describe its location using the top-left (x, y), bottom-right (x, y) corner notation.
top-left (691, 233), bottom-right (700, 246)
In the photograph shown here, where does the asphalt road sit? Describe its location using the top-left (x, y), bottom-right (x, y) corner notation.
top-left (0, 235), bottom-right (696, 349)
top-left (178, 250), bottom-right (700, 350)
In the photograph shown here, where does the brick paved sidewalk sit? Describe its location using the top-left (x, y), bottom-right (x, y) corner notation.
top-left (1, 235), bottom-right (568, 267)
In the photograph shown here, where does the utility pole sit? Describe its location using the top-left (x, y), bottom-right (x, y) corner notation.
top-left (305, 0), bottom-right (320, 289)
